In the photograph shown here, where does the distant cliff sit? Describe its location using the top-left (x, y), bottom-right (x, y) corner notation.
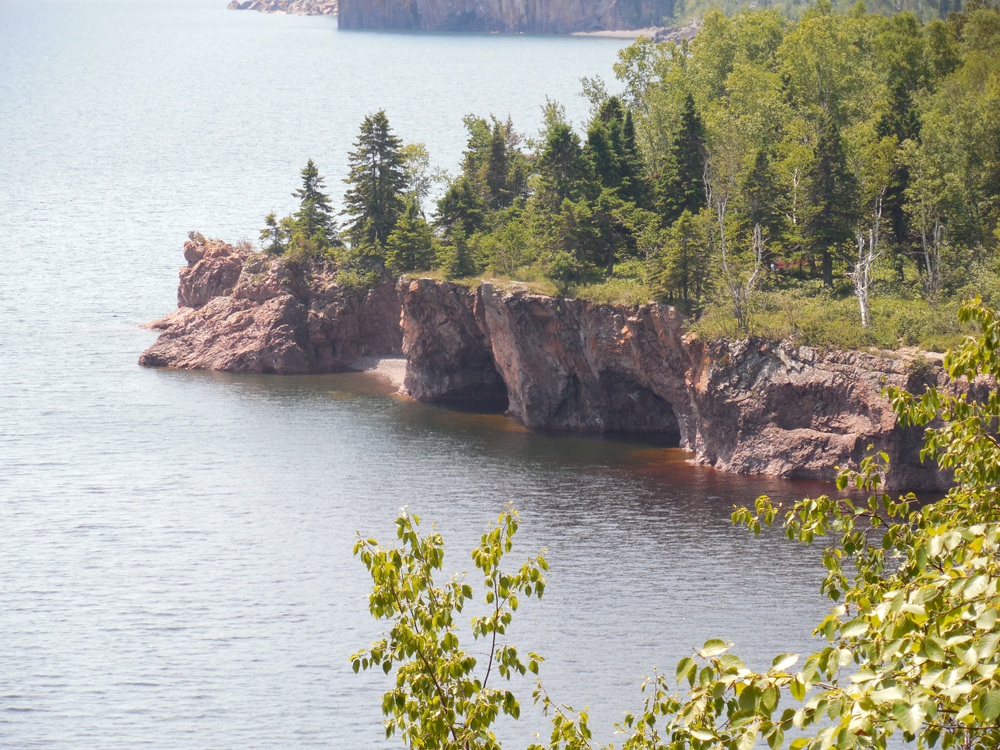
top-left (337, 0), bottom-right (676, 33)
top-left (140, 239), bottom-right (978, 491)
top-left (228, 0), bottom-right (338, 16)
top-left (227, 0), bottom-right (685, 34)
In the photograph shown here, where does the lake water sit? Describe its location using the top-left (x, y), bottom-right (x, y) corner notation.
top-left (1, 2), bottom-right (835, 747)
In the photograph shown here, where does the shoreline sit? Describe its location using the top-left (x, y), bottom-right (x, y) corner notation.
top-left (350, 356), bottom-right (406, 389)
top-left (570, 27), bottom-right (664, 39)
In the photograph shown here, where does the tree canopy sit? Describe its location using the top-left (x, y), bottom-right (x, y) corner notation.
top-left (258, 3), bottom-right (1000, 350)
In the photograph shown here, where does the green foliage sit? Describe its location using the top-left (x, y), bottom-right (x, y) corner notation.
top-left (387, 200), bottom-right (435, 276)
top-left (259, 212), bottom-right (286, 256)
top-left (802, 118), bottom-right (859, 287)
top-left (344, 110), bottom-right (410, 255)
top-left (253, 4), bottom-right (999, 347)
top-left (351, 505), bottom-right (547, 750)
top-left (292, 158), bottom-right (336, 241)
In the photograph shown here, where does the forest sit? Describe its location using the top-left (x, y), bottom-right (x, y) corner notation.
top-left (261, 0), bottom-right (1000, 352)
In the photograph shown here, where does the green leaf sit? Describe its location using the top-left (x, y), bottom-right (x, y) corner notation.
top-left (772, 653), bottom-right (800, 671)
top-left (980, 690), bottom-right (1000, 722)
top-left (840, 618), bottom-right (868, 638)
top-left (677, 657), bottom-right (696, 683)
top-left (699, 639), bottom-right (730, 658)
top-left (923, 637), bottom-right (946, 663)
top-left (977, 607), bottom-right (998, 630)
top-left (790, 677), bottom-right (806, 702)
top-left (891, 701), bottom-right (925, 734)
top-left (738, 728), bottom-right (758, 750)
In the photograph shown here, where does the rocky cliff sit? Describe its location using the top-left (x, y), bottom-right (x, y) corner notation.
top-left (394, 279), bottom-right (953, 490)
top-left (228, 0), bottom-right (338, 15)
top-left (338, 0), bottom-right (676, 33)
top-left (139, 238), bottom-right (401, 374)
top-left (142, 241), bottom-right (959, 490)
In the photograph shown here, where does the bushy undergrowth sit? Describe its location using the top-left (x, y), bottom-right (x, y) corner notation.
top-left (691, 266), bottom-right (988, 351)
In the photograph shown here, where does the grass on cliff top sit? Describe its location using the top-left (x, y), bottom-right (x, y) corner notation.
top-left (409, 267), bottom-right (560, 298)
top-left (691, 275), bottom-right (987, 353)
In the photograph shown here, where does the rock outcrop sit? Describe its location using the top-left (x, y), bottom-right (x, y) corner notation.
top-left (139, 238), bottom-right (401, 374)
top-left (228, 0), bottom-right (337, 16)
top-left (395, 280), bottom-right (952, 491)
top-left (338, 0), bottom-right (676, 34)
top-left (398, 279), bottom-right (508, 409)
top-left (142, 242), bottom-right (960, 490)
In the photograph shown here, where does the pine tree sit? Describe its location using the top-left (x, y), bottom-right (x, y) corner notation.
top-left (343, 111), bottom-right (409, 251)
top-left (655, 93), bottom-right (707, 225)
top-left (386, 200), bottom-right (435, 276)
top-left (291, 159), bottom-right (335, 242)
top-left (537, 123), bottom-right (594, 209)
top-left (436, 176), bottom-right (487, 240)
top-left (483, 122), bottom-right (512, 210)
top-left (259, 212), bottom-right (287, 256)
top-left (802, 118), bottom-right (859, 287)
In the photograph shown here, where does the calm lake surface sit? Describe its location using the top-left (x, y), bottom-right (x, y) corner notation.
top-left (1, 1), bottom-right (835, 747)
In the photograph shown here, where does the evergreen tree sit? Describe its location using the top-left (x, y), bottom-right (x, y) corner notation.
top-left (386, 200), bottom-right (435, 276)
top-left (619, 109), bottom-right (647, 207)
top-left (655, 93), bottom-right (707, 225)
top-left (585, 97), bottom-right (627, 193)
top-left (259, 212), bottom-right (287, 256)
top-left (583, 97), bottom-right (647, 207)
top-left (742, 150), bottom-right (787, 243)
top-left (436, 176), bottom-right (487, 240)
top-left (650, 209), bottom-right (709, 311)
top-left (343, 111), bottom-right (409, 251)
top-left (802, 118), bottom-right (859, 287)
top-left (436, 227), bottom-right (476, 280)
top-left (536, 123), bottom-right (594, 210)
top-left (483, 122), bottom-right (512, 210)
top-left (876, 82), bottom-right (922, 272)
top-left (291, 159), bottom-right (336, 242)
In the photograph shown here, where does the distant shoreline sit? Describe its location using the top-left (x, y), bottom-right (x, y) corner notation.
top-left (570, 27), bottom-right (665, 38)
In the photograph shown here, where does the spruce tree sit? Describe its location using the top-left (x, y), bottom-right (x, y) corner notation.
top-left (802, 118), bottom-right (859, 287)
top-left (260, 212), bottom-right (287, 256)
top-left (619, 109), bottom-right (647, 207)
top-left (742, 150), bottom-right (786, 241)
top-left (436, 176), bottom-right (487, 240)
top-left (386, 200), bottom-right (434, 276)
top-left (483, 122), bottom-right (511, 211)
top-left (292, 159), bottom-right (335, 242)
top-left (656, 93), bottom-right (707, 225)
top-left (585, 97), bottom-right (626, 193)
top-left (536, 123), bottom-right (594, 209)
top-left (343, 111), bottom-right (409, 251)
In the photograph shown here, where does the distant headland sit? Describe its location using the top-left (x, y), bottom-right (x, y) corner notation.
top-left (227, 0), bottom-right (700, 36)
top-left (228, 0), bottom-right (337, 16)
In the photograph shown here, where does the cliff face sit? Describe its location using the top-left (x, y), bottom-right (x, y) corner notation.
top-left (396, 280), bottom-right (950, 491)
top-left (139, 238), bottom-right (401, 374)
top-left (141, 244), bottom-right (953, 489)
top-left (337, 0), bottom-right (675, 33)
top-left (228, 0), bottom-right (338, 15)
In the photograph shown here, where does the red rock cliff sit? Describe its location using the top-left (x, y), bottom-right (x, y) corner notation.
top-left (139, 238), bottom-right (402, 374)
top-left (142, 247), bottom-right (957, 490)
top-left (397, 278), bottom-right (952, 491)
